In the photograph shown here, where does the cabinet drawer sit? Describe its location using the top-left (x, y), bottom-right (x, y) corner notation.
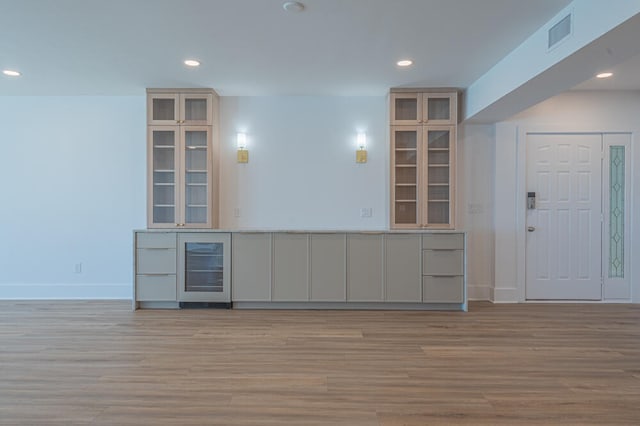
top-left (423, 276), bottom-right (464, 303)
top-left (137, 232), bottom-right (176, 249)
top-left (423, 249), bottom-right (463, 275)
top-left (137, 249), bottom-right (176, 274)
top-left (422, 233), bottom-right (464, 249)
top-left (136, 275), bottom-right (177, 301)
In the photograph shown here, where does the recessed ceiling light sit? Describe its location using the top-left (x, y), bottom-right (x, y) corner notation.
top-left (2, 69), bottom-right (21, 77)
top-left (596, 72), bottom-right (613, 78)
top-left (283, 1), bottom-right (305, 12)
top-left (184, 59), bottom-right (200, 67)
top-left (397, 60), bottom-right (413, 67)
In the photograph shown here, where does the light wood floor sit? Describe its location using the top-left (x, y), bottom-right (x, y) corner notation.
top-left (1, 301), bottom-right (639, 425)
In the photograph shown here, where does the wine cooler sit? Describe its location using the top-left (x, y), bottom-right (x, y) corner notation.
top-left (177, 233), bottom-right (231, 307)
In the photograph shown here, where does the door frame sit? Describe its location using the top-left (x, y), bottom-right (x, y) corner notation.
top-left (515, 126), bottom-right (634, 302)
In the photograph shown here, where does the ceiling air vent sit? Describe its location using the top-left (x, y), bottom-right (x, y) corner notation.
top-left (548, 13), bottom-right (572, 49)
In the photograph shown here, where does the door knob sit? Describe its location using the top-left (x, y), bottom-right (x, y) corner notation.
top-left (527, 226), bottom-right (536, 232)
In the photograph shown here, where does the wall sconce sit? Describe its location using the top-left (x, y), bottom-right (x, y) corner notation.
top-left (236, 132), bottom-right (248, 163)
top-left (356, 132), bottom-right (367, 163)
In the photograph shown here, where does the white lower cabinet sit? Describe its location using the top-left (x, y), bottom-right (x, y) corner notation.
top-left (231, 233), bottom-right (271, 301)
top-left (135, 232), bottom-right (177, 305)
top-left (422, 234), bottom-right (465, 303)
top-left (135, 231), bottom-right (465, 310)
top-left (423, 276), bottom-right (464, 303)
top-left (385, 234), bottom-right (422, 302)
top-left (272, 234), bottom-right (309, 301)
top-left (136, 275), bottom-right (177, 301)
top-left (347, 234), bottom-right (384, 301)
top-left (310, 234), bottom-right (346, 301)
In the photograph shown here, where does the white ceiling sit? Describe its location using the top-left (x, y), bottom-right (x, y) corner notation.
top-left (572, 52), bottom-right (640, 91)
top-left (0, 0), bottom-right (578, 96)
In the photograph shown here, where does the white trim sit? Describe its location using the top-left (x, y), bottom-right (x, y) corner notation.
top-left (492, 287), bottom-right (519, 303)
top-left (0, 283), bottom-right (131, 300)
top-left (467, 283), bottom-right (492, 301)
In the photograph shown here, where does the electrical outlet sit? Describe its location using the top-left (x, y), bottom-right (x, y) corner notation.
top-left (74, 263), bottom-right (82, 274)
top-left (234, 208), bottom-right (241, 218)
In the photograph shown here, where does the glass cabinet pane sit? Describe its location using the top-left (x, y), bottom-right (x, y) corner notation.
top-left (395, 130), bottom-right (417, 149)
top-left (427, 202), bottom-right (449, 224)
top-left (393, 128), bottom-right (419, 225)
top-left (184, 242), bottom-right (224, 292)
top-left (395, 202), bottom-right (417, 224)
top-left (428, 130), bottom-right (450, 149)
top-left (426, 129), bottom-right (451, 226)
top-left (152, 98), bottom-right (175, 121)
top-left (152, 130), bottom-right (176, 224)
top-left (395, 98), bottom-right (418, 121)
top-left (428, 166), bottom-right (449, 184)
top-left (427, 97), bottom-right (450, 121)
top-left (184, 98), bottom-right (208, 122)
top-left (184, 130), bottom-right (208, 224)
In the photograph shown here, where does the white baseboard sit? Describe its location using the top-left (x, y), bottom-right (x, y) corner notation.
top-left (0, 283), bottom-right (131, 300)
top-left (491, 287), bottom-right (519, 303)
top-left (467, 284), bottom-right (492, 301)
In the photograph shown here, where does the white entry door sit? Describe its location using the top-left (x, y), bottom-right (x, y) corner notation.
top-left (526, 134), bottom-right (602, 300)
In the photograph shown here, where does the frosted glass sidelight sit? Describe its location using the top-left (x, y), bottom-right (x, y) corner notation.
top-left (609, 146), bottom-right (625, 278)
top-left (427, 98), bottom-right (450, 121)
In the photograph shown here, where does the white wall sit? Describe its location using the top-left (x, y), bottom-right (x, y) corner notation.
top-left (0, 96), bottom-right (146, 299)
top-left (0, 95), bottom-right (392, 299)
top-left (218, 96), bottom-right (388, 230)
top-left (457, 124), bottom-right (495, 300)
top-left (493, 90), bottom-right (640, 302)
top-left (0, 94), bottom-right (495, 300)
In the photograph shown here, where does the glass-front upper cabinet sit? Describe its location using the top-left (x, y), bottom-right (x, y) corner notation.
top-left (146, 89), bottom-right (219, 229)
top-left (423, 93), bottom-right (456, 125)
top-left (390, 90), bottom-right (457, 229)
top-left (390, 92), bottom-right (456, 125)
top-left (424, 126), bottom-right (455, 226)
top-left (147, 91), bottom-right (214, 126)
top-left (182, 127), bottom-right (211, 226)
top-left (149, 127), bottom-right (179, 225)
top-left (390, 93), bottom-right (422, 125)
top-left (392, 126), bottom-right (421, 226)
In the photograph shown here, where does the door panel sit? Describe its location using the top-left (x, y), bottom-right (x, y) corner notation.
top-left (526, 134), bottom-right (602, 300)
